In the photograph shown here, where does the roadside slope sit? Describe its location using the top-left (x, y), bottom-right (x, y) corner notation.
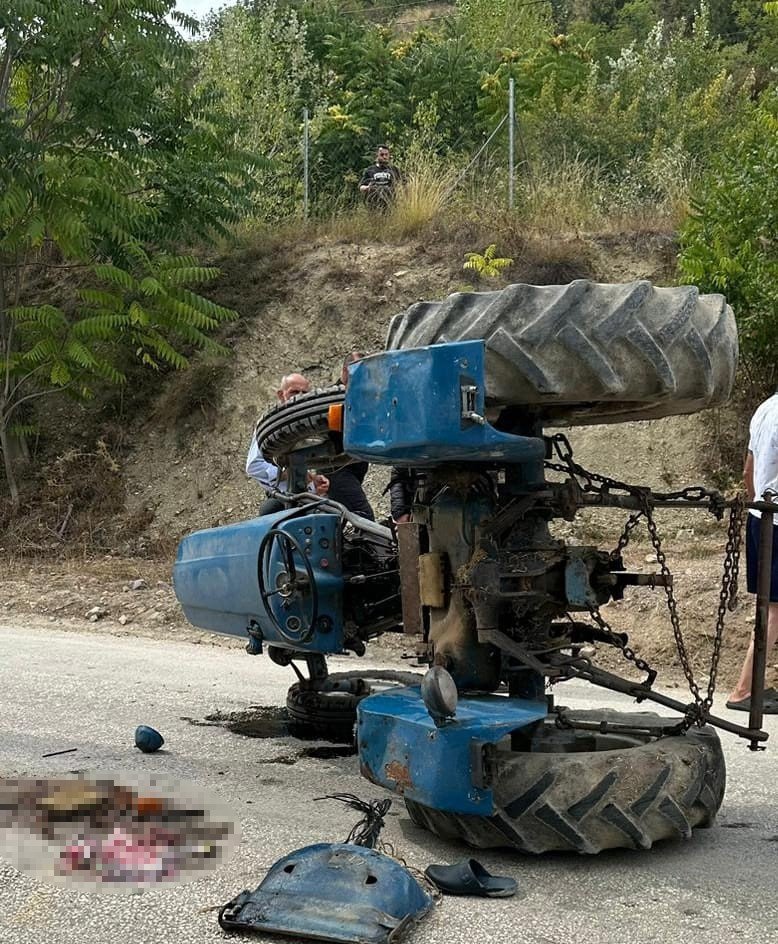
top-left (123, 231), bottom-right (730, 545)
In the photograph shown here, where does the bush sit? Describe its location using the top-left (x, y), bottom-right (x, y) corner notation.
top-left (486, 8), bottom-right (755, 217)
top-left (679, 104), bottom-right (778, 389)
top-left (197, 1), bottom-right (314, 219)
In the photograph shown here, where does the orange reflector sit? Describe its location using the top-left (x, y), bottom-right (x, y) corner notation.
top-left (328, 403), bottom-right (344, 431)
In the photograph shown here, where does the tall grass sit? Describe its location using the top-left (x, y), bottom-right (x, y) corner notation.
top-left (213, 146), bottom-right (692, 249)
top-left (504, 151), bottom-right (694, 235)
top-left (385, 156), bottom-right (458, 237)
top-left (516, 154), bottom-right (607, 233)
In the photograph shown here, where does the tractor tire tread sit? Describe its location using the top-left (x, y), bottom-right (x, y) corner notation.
top-left (404, 713), bottom-right (725, 854)
top-left (387, 280), bottom-right (737, 425)
top-left (255, 387), bottom-right (346, 466)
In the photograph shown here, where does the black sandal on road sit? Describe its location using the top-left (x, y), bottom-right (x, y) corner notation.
top-left (725, 691), bottom-right (778, 713)
top-left (424, 859), bottom-right (518, 898)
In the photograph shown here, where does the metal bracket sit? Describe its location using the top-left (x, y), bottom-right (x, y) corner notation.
top-left (460, 383), bottom-right (485, 425)
top-left (469, 740), bottom-right (496, 789)
top-left (245, 620), bottom-right (263, 655)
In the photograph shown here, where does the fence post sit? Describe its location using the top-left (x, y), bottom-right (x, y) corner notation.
top-left (303, 107), bottom-right (309, 220)
top-left (508, 77), bottom-right (515, 210)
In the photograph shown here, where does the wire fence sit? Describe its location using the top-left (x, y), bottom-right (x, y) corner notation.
top-left (299, 81), bottom-right (527, 219)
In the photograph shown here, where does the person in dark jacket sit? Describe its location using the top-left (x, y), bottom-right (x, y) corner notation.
top-left (388, 467), bottom-right (416, 523)
top-left (327, 352), bottom-right (375, 520)
top-left (359, 145), bottom-right (402, 210)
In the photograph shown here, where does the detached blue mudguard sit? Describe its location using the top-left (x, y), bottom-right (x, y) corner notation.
top-left (172, 510), bottom-right (346, 652)
top-left (358, 687), bottom-right (548, 815)
top-left (218, 843), bottom-right (434, 944)
top-left (343, 339), bottom-right (546, 467)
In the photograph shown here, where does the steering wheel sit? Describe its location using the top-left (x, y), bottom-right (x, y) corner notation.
top-left (257, 527), bottom-right (319, 644)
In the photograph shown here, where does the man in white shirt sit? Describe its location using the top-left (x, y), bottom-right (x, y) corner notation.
top-left (246, 373), bottom-right (328, 515)
top-left (726, 393), bottom-right (778, 712)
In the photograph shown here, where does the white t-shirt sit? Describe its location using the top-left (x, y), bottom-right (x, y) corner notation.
top-left (748, 393), bottom-right (778, 518)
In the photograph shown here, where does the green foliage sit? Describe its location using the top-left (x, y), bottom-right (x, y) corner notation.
top-left (463, 244), bottom-right (514, 278)
top-left (679, 104), bottom-right (778, 383)
top-left (3, 0), bottom-right (775, 510)
top-left (512, 7), bottom-right (755, 212)
top-left (478, 33), bottom-right (594, 123)
top-left (9, 252), bottom-right (235, 388)
top-left (196, 1), bottom-right (312, 219)
top-left (456, 0), bottom-right (554, 54)
top-left (0, 0), bottom-right (249, 505)
top-left (281, 5), bottom-right (492, 206)
top-left (732, 0), bottom-right (778, 87)
top-left (184, 0), bottom-right (772, 221)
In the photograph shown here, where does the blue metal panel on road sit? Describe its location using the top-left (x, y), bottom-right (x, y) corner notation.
top-left (358, 687), bottom-right (548, 814)
top-left (219, 843), bottom-right (433, 943)
top-left (343, 340), bottom-right (546, 466)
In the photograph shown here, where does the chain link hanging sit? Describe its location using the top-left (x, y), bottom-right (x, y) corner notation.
top-left (545, 433), bottom-right (744, 727)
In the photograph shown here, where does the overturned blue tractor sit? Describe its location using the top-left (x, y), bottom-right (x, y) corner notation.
top-left (174, 280), bottom-right (769, 855)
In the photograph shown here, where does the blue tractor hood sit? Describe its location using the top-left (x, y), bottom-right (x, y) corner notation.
top-left (172, 510), bottom-right (345, 651)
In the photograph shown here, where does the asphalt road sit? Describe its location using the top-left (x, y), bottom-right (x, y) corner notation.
top-left (1, 620), bottom-right (777, 944)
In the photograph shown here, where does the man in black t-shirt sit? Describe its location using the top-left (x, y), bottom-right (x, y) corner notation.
top-left (359, 145), bottom-right (402, 210)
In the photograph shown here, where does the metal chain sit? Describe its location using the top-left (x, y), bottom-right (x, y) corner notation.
top-left (610, 509), bottom-right (644, 562)
top-left (640, 494), bottom-right (701, 714)
top-left (586, 605), bottom-right (657, 684)
top-left (641, 494), bottom-right (744, 725)
top-left (546, 433), bottom-right (728, 517)
top-left (705, 497), bottom-right (745, 712)
top-left (545, 432), bottom-right (744, 727)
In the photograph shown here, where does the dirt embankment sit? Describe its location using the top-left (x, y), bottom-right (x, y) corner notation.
top-left (2, 228), bottom-right (761, 691)
top-left (121, 229), bottom-right (711, 546)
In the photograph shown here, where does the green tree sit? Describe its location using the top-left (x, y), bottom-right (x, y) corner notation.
top-left (197, 1), bottom-right (313, 219)
top-left (731, 0), bottom-right (778, 89)
top-left (307, 20), bottom-right (409, 201)
top-left (679, 104), bottom-right (778, 385)
top-left (0, 0), bottom-right (252, 507)
top-left (456, 0), bottom-right (554, 55)
top-left (518, 7), bottom-right (753, 210)
top-left (296, 7), bottom-right (491, 204)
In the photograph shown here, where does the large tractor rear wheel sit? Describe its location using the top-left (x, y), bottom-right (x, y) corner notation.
top-left (387, 280), bottom-right (737, 425)
top-left (405, 710), bottom-right (725, 854)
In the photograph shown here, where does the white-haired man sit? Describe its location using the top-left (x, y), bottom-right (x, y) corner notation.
top-left (246, 373), bottom-right (328, 515)
top-left (246, 368), bottom-right (374, 520)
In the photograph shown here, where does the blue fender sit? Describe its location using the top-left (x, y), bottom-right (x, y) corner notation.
top-left (358, 686), bottom-right (548, 815)
top-left (218, 842), bottom-right (433, 943)
top-left (343, 340), bottom-right (545, 466)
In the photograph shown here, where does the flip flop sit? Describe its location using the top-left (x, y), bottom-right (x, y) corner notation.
top-left (424, 859), bottom-right (517, 898)
top-left (725, 693), bottom-right (778, 713)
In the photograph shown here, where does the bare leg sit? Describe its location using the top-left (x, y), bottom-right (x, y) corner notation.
top-left (728, 602), bottom-right (778, 702)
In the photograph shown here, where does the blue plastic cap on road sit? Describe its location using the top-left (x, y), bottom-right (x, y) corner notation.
top-left (134, 725), bottom-right (165, 753)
